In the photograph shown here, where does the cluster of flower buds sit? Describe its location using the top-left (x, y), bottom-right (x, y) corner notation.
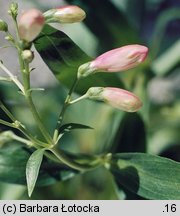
top-left (15, 4), bottom-right (86, 66)
top-left (8, 2), bottom-right (18, 19)
top-left (4, 3), bottom-right (148, 112)
top-left (77, 45), bottom-right (148, 112)
top-left (18, 5), bottom-right (86, 42)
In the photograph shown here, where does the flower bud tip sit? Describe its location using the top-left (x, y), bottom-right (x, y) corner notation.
top-left (9, 2), bottom-right (18, 19)
top-left (18, 9), bottom-right (45, 42)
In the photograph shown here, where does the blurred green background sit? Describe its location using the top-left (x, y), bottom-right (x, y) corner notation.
top-left (0, 0), bottom-right (179, 199)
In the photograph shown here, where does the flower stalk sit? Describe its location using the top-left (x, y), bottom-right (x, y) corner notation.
top-left (53, 77), bottom-right (79, 142)
top-left (0, 61), bottom-right (25, 94)
top-left (11, 11), bottom-right (53, 145)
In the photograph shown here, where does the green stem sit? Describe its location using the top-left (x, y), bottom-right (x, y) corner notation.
top-left (0, 119), bottom-right (16, 128)
top-left (0, 61), bottom-right (25, 94)
top-left (69, 94), bottom-right (88, 104)
top-left (44, 151), bottom-right (63, 164)
top-left (16, 42), bottom-right (53, 145)
top-left (0, 101), bottom-right (49, 147)
top-left (11, 133), bottom-right (32, 146)
top-left (0, 102), bottom-right (16, 121)
top-left (0, 117), bottom-right (48, 148)
top-left (18, 126), bottom-right (49, 148)
top-left (53, 78), bottom-right (78, 141)
top-left (26, 95), bottom-right (53, 144)
top-left (59, 77), bottom-right (78, 123)
top-left (50, 147), bottom-right (96, 171)
top-left (0, 17), bottom-right (54, 149)
top-left (13, 18), bottom-right (20, 42)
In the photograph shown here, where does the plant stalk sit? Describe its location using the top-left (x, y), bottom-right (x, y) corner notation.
top-left (53, 77), bottom-right (79, 141)
top-left (50, 146), bottom-right (102, 171)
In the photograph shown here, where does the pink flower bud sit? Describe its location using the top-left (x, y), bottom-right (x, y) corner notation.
top-left (86, 87), bottom-right (142, 112)
top-left (18, 9), bottom-right (45, 42)
top-left (78, 45), bottom-right (148, 78)
top-left (44, 5), bottom-right (86, 24)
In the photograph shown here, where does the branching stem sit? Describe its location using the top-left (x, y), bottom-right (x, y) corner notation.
top-left (53, 77), bottom-right (79, 141)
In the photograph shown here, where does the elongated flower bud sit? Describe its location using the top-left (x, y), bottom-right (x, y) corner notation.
top-left (78, 44), bottom-right (148, 78)
top-left (44, 5), bottom-right (86, 23)
top-left (18, 9), bottom-right (45, 42)
top-left (86, 87), bottom-right (142, 112)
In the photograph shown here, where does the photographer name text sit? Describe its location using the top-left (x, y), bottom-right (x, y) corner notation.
top-left (2, 203), bottom-right (100, 214)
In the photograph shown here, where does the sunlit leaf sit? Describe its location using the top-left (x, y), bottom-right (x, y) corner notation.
top-left (151, 39), bottom-right (180, 75)
top-left (151, 8), bottom-right (180, 56)
top-left (0, 144), bottom-right (77, 186)
top-left (110, 153), bottom-right (180, 199)
top-left (34, 24), bottom-right (123, 94)
top-left (66, 0), bottom-right (139, 49)
top-left (26, 149), bottom-right (45, 197)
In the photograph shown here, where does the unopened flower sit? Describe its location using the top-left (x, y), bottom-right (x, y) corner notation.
top-left (44, 5), bottom-right (86, 23)
top-left (5, 35), bottom-right (14, 42)
top-left (78, 45), bottom-right (148, 78)
top-left (86, 87), bottom-right (142, 112)
top-left (0, 19), bottom-right (8, 32)
top-left (22, 50), bottom-right (34, 63)
top-left (18, 9), bottom-right (45, 42)
top-left (8, 2), bottom-right (18, 19)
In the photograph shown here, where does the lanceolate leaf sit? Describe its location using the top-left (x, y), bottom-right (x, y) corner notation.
top-left (34, 25), bottom-right (123, 94)
top-left (0, 144), bottom-right (77, 186)
top-left (26, 149), bottom-right (45, 197)
top-left (110, 153), bottom-right (180, 200)
top-left (59, 123), bottom-right (93, 134)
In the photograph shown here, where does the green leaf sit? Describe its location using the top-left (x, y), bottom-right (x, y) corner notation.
top-left (59, 123), bottom-right (93, 134)
top-left (151, 8), bottom-right (180, 56)
top-left (151, 39), bottom-right (180, 76)
top-left (0, 143), bottom-right (77, 186)
top-left (110, 153), bottom-right (180, 200)
top-left (34, 24), bottom-right (123, 94)
top-left (66, 0), bottom-right (139, 49)
top-left (26, 149), bottom-right (45, 197)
